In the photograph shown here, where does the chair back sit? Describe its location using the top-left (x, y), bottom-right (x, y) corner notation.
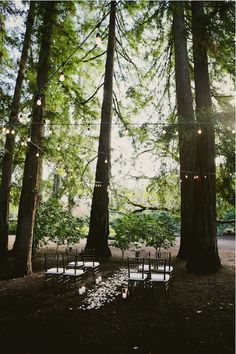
top-left (82, 248), bottom-right (96, 264)
top-left (65, 248), bottom-right (79, 264)
top-left (149, 258), bottom-right (167, 280)
top-left (127, 257), bottom-right (145, 279)
top-left (44, 253), bottom-right (64, 272)
top-left (156, 252), bottom-right (171, 266)
top-left (135, 250), bottom-right (151, 258)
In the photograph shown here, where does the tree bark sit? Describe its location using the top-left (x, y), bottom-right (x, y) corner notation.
top-left (86, 1), bottom-right (117, 257)
top-left (172, 1), bottom-right (196, 260)
top-left (14, 1), bottom-right (56, 276)
top-left (186, 1), bottom-right (221, 274)
top-left (0, 2), bottom-right (36, 258)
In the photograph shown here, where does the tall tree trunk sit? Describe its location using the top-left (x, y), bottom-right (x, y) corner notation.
top-left (172, 1), bottom-right (196, 260)
top-left (86, 1), bottom-right (116, 257)
top-left (14, 1), bottom-right (56, 276)
top-left (186, 1), bottom-right (221, 274)
top-left (0, 2), bottom-right (36, 258)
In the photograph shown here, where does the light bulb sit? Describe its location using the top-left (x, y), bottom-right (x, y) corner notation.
top-left (59, 71), bottom-right (65, 82)
top-left (27, 137), bottom-right (31, 142)
top-left (6, 128), bottom-right (10, 134)
top-left (11, 129), bottom-right (15, 134)
top-left (185, 175), bottom-right (188, 179)
top-left (197, 128), bottom-right (202, 135)
top-left (36, 98), bottom-right (42, 106)
top-left (104, 158), bottom-right (108, 163)
top-left (36, 152), bottom-right (39, 157)
top-left (96, 32), bottom-right (102, 45)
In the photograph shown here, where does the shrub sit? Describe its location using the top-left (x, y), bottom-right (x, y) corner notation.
top-left (33, 198), bottom-right (88, 254)
top-left (8, 219), bottom-right (17, 234)
top-left (112, 211), bottom-right (177, 256)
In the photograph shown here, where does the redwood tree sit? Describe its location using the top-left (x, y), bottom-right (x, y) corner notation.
top-left (0, 2), bottom-right (36, 257)
top-left (14, 1), bottom-right (56, 275)
top-left (186, 1), bottom-right (221, 274)
top-left (172, 1), bottom-right (196, 260)
top-left (86, 1), bottom-right (117, 257)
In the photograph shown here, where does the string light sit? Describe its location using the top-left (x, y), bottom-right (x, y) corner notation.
top-left (96, 32), bottom-right (102, 46)
top-left (36, 151), bottom-right (40, 157)
top-left (36, 97), bottom-right (42, 106)
top-left (59, 71), bottom-right (65, 82)
top-left (197, 128), bottom-right (202, 134)
top-left (6, 128), bottom-right (10, 134)
top-left (104, 158), bottom-right (108, 163)
top-left (11, 129), bottom-right (15, 135)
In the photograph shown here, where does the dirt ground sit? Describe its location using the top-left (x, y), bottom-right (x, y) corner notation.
top-left (0, 236), bottom-right (234, 354)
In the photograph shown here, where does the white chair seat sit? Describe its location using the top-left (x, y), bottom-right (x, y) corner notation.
top-left (138, 264), bottom-right (153, 271)
top-left (129, 273), bottom-right (147, 281)
top-left (83, 261), bottom-right (99, 267)
top-left (64, 269), bottom-right (84, 276)
top-left (150, 273), bottom-right (170, 282)
top-left (158, 266), bottom-right (173, 273)
top-left (68, 261), bottom-right (84, 267)
top-left (46, 268), bottom-right (64, 275)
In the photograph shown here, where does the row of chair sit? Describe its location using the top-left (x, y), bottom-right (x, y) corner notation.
top-left (44, 249), bottom-right (100, 293)
top-left (127, 253), bottom-right (173, 302)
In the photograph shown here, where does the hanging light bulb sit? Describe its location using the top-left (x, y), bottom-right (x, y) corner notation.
top-left (96, 32), bottom-right (102, 46)
top-left (185, 175), bottom-right (188, 179)
top-left (36, 151), bottom-right (39, 157)
top-left (18, 113), bottom-right (24, 122)
top-left (197, 128), bottom-right (202, 135)
top-left (6, 128), bottom-right (10, 134)
top-left (104, 158), bottom-right (108, 164)
top-left (59, 71), bottom-right (65, 82)
top-left (11, 129), bottom-right (15, 135)
top-left (36, 96), bottom-right (42, 106)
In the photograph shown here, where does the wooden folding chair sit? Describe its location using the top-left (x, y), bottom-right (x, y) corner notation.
top-left (44, 253), bottom-right (65, 288)
top-left (155, 252), bottom-right (174, 274)
top-left (148, 258), bottom-right (171, 303)
top-left (127, 257), bottom-right (148, 291)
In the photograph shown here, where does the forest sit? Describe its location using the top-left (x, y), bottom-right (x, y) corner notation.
top-left (0, 1), bottom-right (235, 276)
top-left (0, 1), bottom-right (235, 354)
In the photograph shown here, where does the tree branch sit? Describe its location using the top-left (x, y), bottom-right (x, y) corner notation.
top-left (83, 82), bottom-right (104, 105)
top-left (83, 50), bottom-right (107, 63)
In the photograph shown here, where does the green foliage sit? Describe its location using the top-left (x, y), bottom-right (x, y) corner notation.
top-left (8, 219), bottom-right (17, 234)
top-left (112, 211), bottom-right (177, 256)
top-left (33, 198), bottom-right (88, 254)
top-left (216, 205), bottom-right (235, 236)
